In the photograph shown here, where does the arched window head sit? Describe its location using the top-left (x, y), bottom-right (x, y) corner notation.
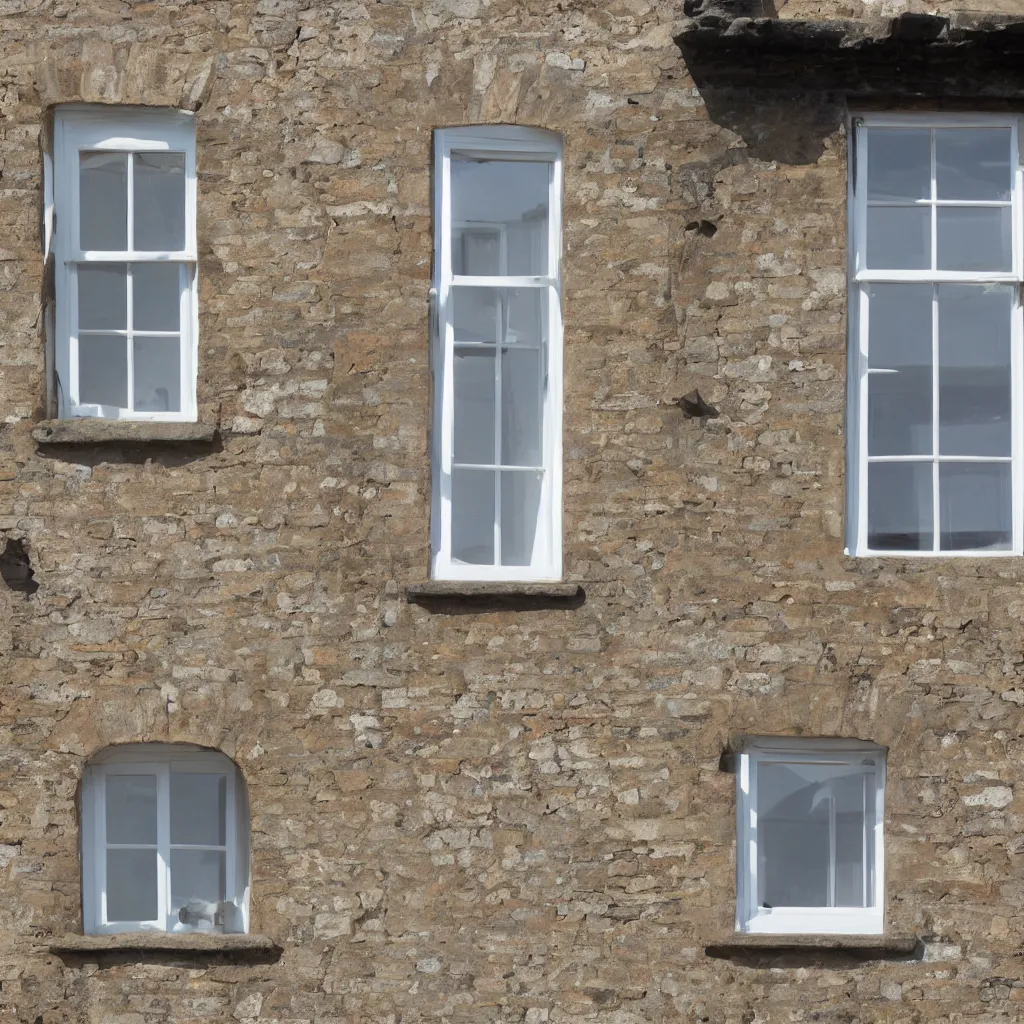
top-left (81, 744), bottom-right (250, 935)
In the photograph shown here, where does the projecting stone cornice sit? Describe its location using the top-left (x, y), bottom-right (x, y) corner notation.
top-left (676, 0), bottom-right (1024, 99)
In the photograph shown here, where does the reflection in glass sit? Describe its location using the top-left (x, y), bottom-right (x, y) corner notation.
top-left (453, 348), bottom-right (496, 465)
top-left (451, 159), bottom-right (549, 276)
top-left (106, 848), bottom-right (158, 921)
top-left (133, 263), bottom-right (182, 332)
top-left (451, 469), bottom-right (494, 564)
top-left (170, 848), bottom-right (226, 911)
top-left (936, 128), bottom-right (1012, 201)
top-left (106, 774), bottom-right (158, 845)
top-left (867, 206), bottom-right (930, 270)
top-left (937, 207), bottom-right (1012, 272)
top-left (868, 462), bottom-right (933, 551)
top-left (501, 346), bottom-right (542, 466)
top-left (500, 471), bottom-right (542, 566)
top-left (170, 773), bottom-right (226, 847)
top-left (79, 335), bottom-right (128, 408)
top-left (134, 152), bottom-right (186, 251)
top-left (79, 264), bottom-right (127, 331)
top-left (938, 285), bottom-right (1012, 457)
top-left (80, 152), bottom-right (128, 250)
top-left (134, 337), bottom-right (181, 413)
top-left (867, 284), bottom-right (932, 457)
top-left (866, 129), bottom-right (931, 202)
top-left (940, 463), bottom-right (1012, 551)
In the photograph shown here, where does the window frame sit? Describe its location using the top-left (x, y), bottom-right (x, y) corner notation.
top-left (431, 125), bottom-right (564, 582)
top-left (846, 111), bottom-right (1024, 556)
top-left (51, 106), bottom-right (199, 423)
top-left (736, 737), bottom-right (886, 936)
top-left (81, 745), bottom-right (249, 936)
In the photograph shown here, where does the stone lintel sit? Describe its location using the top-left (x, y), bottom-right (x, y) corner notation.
top-left (32, 420), bottom-right (218, 445)
top-left (49, 933), bottom-right (281, 958)
top-left (676, 8), bottom-right (1024, 97)
top-left (705, 934), bottom-right (921, 961)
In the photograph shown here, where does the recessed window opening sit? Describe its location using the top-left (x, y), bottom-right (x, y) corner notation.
top-left (848, 114), bottom-right (1023, 556)
top-left (431, 125), bottom-right (564, 582)
top-left (736, 738), bottom-right (886, 935)
top-left (81, 744), bottom-right (250, 935)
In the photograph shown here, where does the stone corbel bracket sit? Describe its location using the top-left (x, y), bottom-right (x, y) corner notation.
top-left (677, 1), bottom-right (1024, 99)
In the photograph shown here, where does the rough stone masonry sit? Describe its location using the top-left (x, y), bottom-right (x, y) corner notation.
top-left (1, 0), bottom-right (1024, 1021)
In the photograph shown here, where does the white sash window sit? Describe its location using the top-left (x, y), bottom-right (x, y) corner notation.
top-left (736, 739), bottom-right (886, 935)
top-left (848, 114), bottom-right (1023, 555)
top-left (432, 126), bottom-right (563, 581)
top-left (50, 107), bottom-right (198, 422)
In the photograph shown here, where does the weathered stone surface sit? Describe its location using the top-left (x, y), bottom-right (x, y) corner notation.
top-left (50, 932), bottom-right (282, 956)
top-left (33, 419), bottom-right (218, 445)
top-left (0, 0), bottom-right (1021, 1021)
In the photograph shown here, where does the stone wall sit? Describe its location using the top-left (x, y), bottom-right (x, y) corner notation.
top-left (0, 0), bottom-right (1022, 1021)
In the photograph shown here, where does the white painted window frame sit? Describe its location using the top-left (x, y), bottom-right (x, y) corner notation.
top-left (847, 112), bottom-right (1024, 556)
top-left (81, 745), bottom-right (249, 935)
top-left (50, 106), bottom-right (199, 422)
top-left (736, 737), bottom-right (886, 935)
top-left (431, 125), bottom-right (564, 582)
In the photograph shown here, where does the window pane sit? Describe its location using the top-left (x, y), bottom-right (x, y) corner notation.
top-left (106, 773), bottom-right (158, 844)
top-left (133, 263), bottom-right (182, 332)
top-left (939, 285), bottom-right (1012, 457)
top-left (78, 264), bottom-right (127, 331)
top-left (500, 471), bottom-right (543, 567)
top-left (134, 152), bottom-right (186, 251)
top-left (834, 771), bottom-right (875, 908)
top-left (106, 848), bottom-right (158, 922)
top-left (866, 206), bottom-right (930, 270)
top-left (937, 207), bottom-right (1012, 272)
top-left (452, 287), bottom-right (500, 344)
top-left (501, 346), bottom-right (542, 466)
top-left (133, 337), bottom-right (181, 413)
top-left (80, 152), bottom-right (128, 251)
top-left (453, 348), bottom-right (496, 465)
top-left (866, 129), bottom-right (931, 202)
top-left (451, 468), bottom-right (495, 565)
top-left (79, 335), bottom-right (128, 408)
top-left (171, 848), bottom-right (226, 914)
top-left (451, 159), bottom-right (549, 276)
top-left (868, 462), bottom-right (933, 551)
top-left (171, 773), bottom-right (226, 847)
top-left (940, 462), bottom-right (1012, 552)
top-left (757, 763), bottom-right (829, 908)
top-left (936, 128), bottom-right (1012, 201)
top-left (867, 283), bottom-right (932, 457)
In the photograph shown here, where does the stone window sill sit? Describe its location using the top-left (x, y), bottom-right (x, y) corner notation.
top-left (48, 932), bottom-right (281, 962)
top-left (406, 581), bottom-right (585, 610)
top-left (706, 934), bottom-right (921, 962)
top-left (32, 419), bottom-right (218, 446)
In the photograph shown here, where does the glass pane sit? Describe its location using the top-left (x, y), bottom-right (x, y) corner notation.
top-left (171, 773), bottom-right (226, 847)
top-left (936, 128), bottom-right (1012, 201)
top-left (79, 335), bottom-right (128, 408)
top-left (866, 206), bottom-right (930, 271)
top-left (834, 772), bottom-right (875, 908)
top-left (133, 263), bottom-right (181, 332)
top-left (451, 468), bottom-right (495, 565)
top-left (453, 348), bottom-right (495, 465)
top-left (80, 152), bottom-right (128, 251)
top-left (134, 152), bottom-right (186, 251)
top-left (937, 207), bottom-right (1012, 272)
top-left (106, 848), bottom-right (158, 922)
top-left (133, 337), bottom-right (181, 413)
top-left (452, 287), bottom-right (501, 344)
top-left (501, 346), bottom-right (542, 466)
top-left (939, 285), bottom-right (1012, 457)
top-left (106, 773), bottom-right (158, 844)
top-left (868, 462), bottom-right (933, 551)
top-left (171, 848), bottom-right (226, 914)
top-left (867, 284), bottom-right (933, 457)
top-left (866, 129), bottom-right (931, 202)
top-left (500, 471), bottom-right (543, 567)
top-left (78, 264), bottom-right (127, 331)
top-left (451, 158), bottom-right (549, 276)
top-left (940, 463), bottom-right (1012, 552)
